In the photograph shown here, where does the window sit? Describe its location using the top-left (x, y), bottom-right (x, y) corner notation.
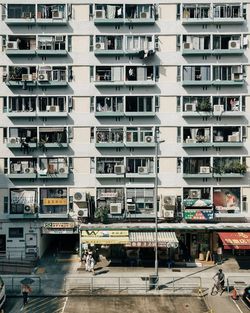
top-left (9, 227), bottom-right (23, 238)
top-left (4, 196), bottom-right (8, 214)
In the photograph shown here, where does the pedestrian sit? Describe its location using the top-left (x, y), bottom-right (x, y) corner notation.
top-left (85, 252), bottom-right (91, 271)
top-left (22, 284), bottom-right (31, 306)
top-left (89, 254), bottom-right (95, 275)
top-left (213, 269), bottom-right (225, 293)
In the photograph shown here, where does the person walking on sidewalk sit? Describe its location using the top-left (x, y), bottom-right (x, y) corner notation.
top-left (21, 284), bottom-right (31, 306)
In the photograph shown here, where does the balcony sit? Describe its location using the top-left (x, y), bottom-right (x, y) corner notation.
top-left (95, 128), bottom-right (124, 147)
top-left (37, 67), bottom-right (68, 87)
top-left (213, 158), bottom-right (246, 178)
top-left (212, 97), bottom-right (244, 116)
top-left (37, 96), bottom-right (68, 117)
top-left (124, 5), bottom-right (155, 24)
top-left (182, 97), bottom-right (211, 117)
top-left (126, 127), bottom-right (156, 148)
top-left (7, 128), bottom-right (37, 150)
top-left (125, 96), bottom-right (155, 117)
top-left (182, 66), bottom-right (211, 86)
top-left (94, 5), bottom-right (124, 25)
top-left (183, 128), bottom-right (211, 148)
top-left (213, 66), bottom-right (245, 86)
top-left (5, 4), bottom-right (36, 25)
top-left (5, 67), bottom-right (37, 88)
top-left (125, 66), bottom-right (156, 86)
top-left (94, 36), bottom-right (123, 56)
top-left (94, 66), bottom-right (124, 87)
top-left (213, 4), bottom-right (245, 24)
top-left (36, 5), bottom-right (68, 25)
top-left (9, 188), bottom-right (38, 218)
top-left (37, 36), bottom-right (67, 56)
top-left (96, 158), bottom-right (124, 178)
top-left (182, 4), bottom-right (245, 25)
top-left (39, 127), bottom-right (68, 149)
top-left (5, 36), bottom-right (36, 56)
top-left (126, 158), bottom-right (155, 178)
top-left (5, 97), bottom-right (36, 118)
top-left (38, 158), bottom-right (69, 179)
top-left (183, 158), bottom-right (212, 178)
top-left (182, 36), bottom-right (211, 56)
top-left (213, 127), bottom-right (243, 147)
top-left (8, 158), bottom-right (37, 179)
top-left (213, 37), bottom-right (244, 55)
top-left (125, 35), bottom-right (155, 57)
top-left (39, 188), bottom-right (68, 218)
top-left (95, 97), bottom-right (124, 117)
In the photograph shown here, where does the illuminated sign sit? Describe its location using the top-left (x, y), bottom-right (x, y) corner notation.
top-left (43, 198), bottom-right (67, 205)
top-left (184, 209), bottom-right (214, 220)
top-left (44, 222), bottom-right (75, 229)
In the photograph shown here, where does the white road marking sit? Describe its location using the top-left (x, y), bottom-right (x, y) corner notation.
top-left (232, 299), bottom-right (244, 313)
top-left (61, 296), bottom-right (68, 313)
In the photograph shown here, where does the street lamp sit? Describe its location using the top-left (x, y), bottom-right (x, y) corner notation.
top-left (154, 129), bottom-right (165, 286)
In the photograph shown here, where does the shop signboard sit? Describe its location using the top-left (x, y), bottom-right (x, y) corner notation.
top-left (44, 222), bottom-right (75, 229)
top-left (42, 228), bottom-right (75, 234)
top-left (43, 198), bottom-right (67, 205)
top-left (81, 230), bottom-right (129, 244)
top-left (184, 209), bottom-right (214, 221)
top-left (213, 188), bottom-right (240, 213)
top-left (183, 199), bottom-right (212, 207)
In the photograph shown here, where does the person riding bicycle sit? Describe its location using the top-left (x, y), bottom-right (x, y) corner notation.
top-left (213, 269), bottom-right (225, 291)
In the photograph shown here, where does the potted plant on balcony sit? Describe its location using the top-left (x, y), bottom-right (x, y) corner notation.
top-left (196, 99), bottom-right (212, 112)
top-left (94, 206), bottom-right (109, 223)
top-left (223, 160), bottom-right (247, 174)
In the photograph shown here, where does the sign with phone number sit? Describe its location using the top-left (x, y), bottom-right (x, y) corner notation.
top-left (184, 210), bottom-right (214, 220)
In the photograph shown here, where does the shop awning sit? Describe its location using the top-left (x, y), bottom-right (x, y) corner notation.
top-left (126, 231), bottom-right (179, 248)
top-left (218, 232), bottom-right (250, 250)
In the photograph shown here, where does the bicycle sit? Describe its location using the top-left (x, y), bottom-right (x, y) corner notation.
top-left (211, 278), bottom-right (224, 296)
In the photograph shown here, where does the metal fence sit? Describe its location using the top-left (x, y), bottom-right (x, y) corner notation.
top-left (64, 275), bottom-right (202, 294)
top-left (227, 275), bottom-right (250, 294)
top-left (2, 275), bottom-right (41, 294)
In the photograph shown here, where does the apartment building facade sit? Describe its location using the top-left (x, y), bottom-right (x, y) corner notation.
top-left (0, 0), bottom-right (250, 262)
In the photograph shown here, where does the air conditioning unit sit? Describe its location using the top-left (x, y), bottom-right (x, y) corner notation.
top-left (7, 41), bottom-right (18, 49)
top-left (95, 10), bottom-right (105, 18)
top-left (22, 74), bottom-right (33, 81)
top-left (140, 12), bottom-right (149, 18)
top-left (24, 204), bottom-right (35, 214)
top-left (24, 167), bottom-right (34, 174)
top-left (52, 11), bottom-right (63, 19)
top-left (77, 208), bottom-right (88, 217)
top-left (228, 40), bottom-right (240, 49)
top-left (127, 203), bottom-right (136, 212)
top-left (95, 42), bottom-right (105, 50)
top-left (163, 196), bottom-right (175, 207)
top-left (188, 189), bottom-right (201, 199)
top-left (49, 106), bottom-right (59, 112)
top-left (185, 103), bottom-right (196, 112)
top-left (163, 210), bottom-right (174, 218)
top-left (228, 134), bottom-right (239, 142)
top-left (138, 166), bottom-right (148, 174)
top-left (145, 136), bottom-right (154, 143)
top-left (110, 203), bottom-right (122, 214)
top-left (55, 36), bottom-right (64, 42)
top-left (74, 192), bottom-right (86, 202)
top-left (183, 42), bottom-right (193, 50)
top-left (38, 72), bottom-right (48, 81)
top-left (213, 104), bottom-right (224, 115)
top-left (232, 73), bottom-right (243, 81)
top-left (9, 137), bottom-right (17, 144)
top-left (186, 138), bottom-right (196, 144)
top-left (200, 166), bottom-right (210, 174)
top-left (59, 166), bottom-right (68, 174)
top-left (114, 165), bottom-right (125, 174)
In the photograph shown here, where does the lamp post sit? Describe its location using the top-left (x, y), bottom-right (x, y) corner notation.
top-left (154, 129), bottom-right (164, 286)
